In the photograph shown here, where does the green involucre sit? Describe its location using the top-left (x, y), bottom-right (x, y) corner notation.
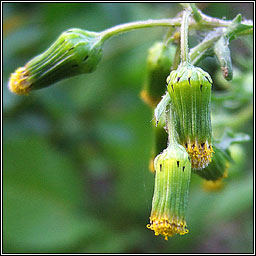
top-left (167, 63), bottom-right (213, 145)
top-left (25, 28), bottom-right (103, 90)
top-left (151, 143), bottom-right (191, 224)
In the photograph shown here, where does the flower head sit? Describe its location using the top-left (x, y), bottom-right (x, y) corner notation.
top-left (167, 63), bottom-right (213, 169)
top-left (195, 144), bottom-right (230, 191)
top-left (8, 28), bottom-right (103, 95)
top-left (147, 143), bottom-right (191, 240)
top-left (141, 42), bottom-right (176, 107)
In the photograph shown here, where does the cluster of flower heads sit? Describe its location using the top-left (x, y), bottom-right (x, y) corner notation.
top-left (8, 24), bottom-right (246, 242)
top-left (140, 41), bottom-right (234, 240)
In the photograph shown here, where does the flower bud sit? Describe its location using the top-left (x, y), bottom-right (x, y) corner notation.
top-left (8, 28), bottom-right (103, 95)
top-left (199, 130), bottom-right (250, 191)
top-left (197, 145), bottom-right (229, 191)
top-left (147, 143), bottom-right (191, 240)
top-left (214, 36), bottom-right (233, 81)
top-left (141, 42), bottom-right (176, 107)
top-left (167, 63), bottom-right (213, 170)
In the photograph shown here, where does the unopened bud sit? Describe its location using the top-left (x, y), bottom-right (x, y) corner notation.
top-left (196, 145), bottom-right (229, 180)
top-left (214, 36), bottom-right (233, 81)
top-left (141, 42), bottom-right (175, 107)
top-left (8, 28), bottom-right (103, 95)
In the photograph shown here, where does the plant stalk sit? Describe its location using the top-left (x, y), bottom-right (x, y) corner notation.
top-left (180, 9), bottom-right (192, 63)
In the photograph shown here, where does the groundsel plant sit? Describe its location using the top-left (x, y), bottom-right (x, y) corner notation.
top-left (8, 3), bottom-right (252, 240)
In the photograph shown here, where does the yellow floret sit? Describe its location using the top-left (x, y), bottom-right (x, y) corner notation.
top-left (8, 67), bottom-right (31, 95)
top-left (184, 140), bottom-right (214, 170)
top-left (147, 217), bottom-right (188, 240)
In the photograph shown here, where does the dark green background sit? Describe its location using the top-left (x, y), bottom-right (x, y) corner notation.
top-left (3, 3), bottom-right (253, 253)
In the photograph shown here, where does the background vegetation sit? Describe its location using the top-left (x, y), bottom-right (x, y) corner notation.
top-left (3, 3), bottom-right (253, 253)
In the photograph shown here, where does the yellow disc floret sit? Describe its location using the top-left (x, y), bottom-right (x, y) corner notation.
top-left (8, 67), bottom-right (31, 95)
top-left (147, 216), bottom-right (188, 240)
top-left (184, 140), bottom-right (214, 170)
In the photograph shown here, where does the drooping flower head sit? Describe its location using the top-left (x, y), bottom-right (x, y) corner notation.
top-left (9, 28), bottom-right (103, 95)
top-left (141, 41), bottom-right (176, 107)
top-left (147, 143), bottom-right (191, 240)
top-left (167, 63), bottom-right (214, 169)
top-left (196, 145), bottom-right (230, 191)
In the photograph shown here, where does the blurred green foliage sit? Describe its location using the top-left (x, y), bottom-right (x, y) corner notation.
top-left (3, 3), bottom-right (253, 253)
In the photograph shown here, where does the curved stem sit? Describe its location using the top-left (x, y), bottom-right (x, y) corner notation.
top-left (189, 31), bottom-right (222, 64)
top-left (180, 9), bottom-right (192, 63)
top-left (100, 18), bottom-right (180, 42)
top-left (99, 15), bottom-right (252, 44)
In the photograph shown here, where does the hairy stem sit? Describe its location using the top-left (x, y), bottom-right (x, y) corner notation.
top-left (189, 31), bottom-right (222, 64)
top-left (180, 9), bottom-right (192, 63)
top-left (166, 105), bottom-right (178, 145)
top-left (190, 3), bottom-right (202, 23)
top-left (100, 19), bottom-right (180, 42)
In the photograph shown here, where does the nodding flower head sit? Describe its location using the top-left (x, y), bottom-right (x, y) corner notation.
top-left (141, 41), bottom-right (176, 107)
top-left (167, 63), bottom-right (213, 169)
top-left (8, 28), bottom-right (103, 95)
top-left (147, 143), bottom-right (191, 240)
top-left (196, 145), bottom-right (230, 191)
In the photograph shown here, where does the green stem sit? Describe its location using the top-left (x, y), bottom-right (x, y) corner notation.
top-left (99, 16), bottom-right (252, 43)
top-left (166, 105), bottom-right (178, 145)
top-left (100, 18), bottom-right (180, 42)
top-left (163, 27), bottom-right (175, 45)
top-left (180, 9), bottom-right (192, 63)
top-left (189, 22), bottom-right (252, 65)
top-left (189, 31), bottom-right (222, 64)
top-left (190, 3), bottom-right (202, 23)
